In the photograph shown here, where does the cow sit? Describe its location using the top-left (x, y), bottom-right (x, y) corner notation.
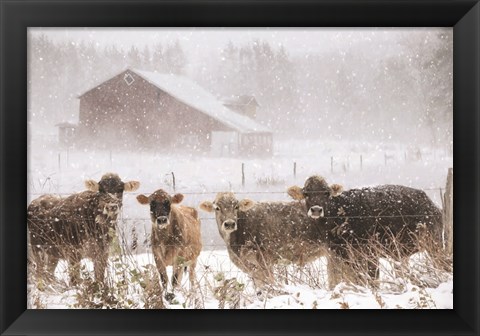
top-left (136, 189), bottom-right (202, 301)
top-left (199, 192), bottom-right (329, 291)
top-left (287, 175), bottom-right (443, 289)
top-left (27, 173), bottom-right (140, 285)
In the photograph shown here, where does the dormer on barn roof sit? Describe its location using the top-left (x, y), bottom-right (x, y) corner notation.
top-left (222, 95), bottom-right (260, 120)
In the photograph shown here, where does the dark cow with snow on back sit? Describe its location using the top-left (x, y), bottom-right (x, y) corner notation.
top-left (28, 173), bottom-right (140, 285)
top-left (288, 175), bottom-right (443, 289)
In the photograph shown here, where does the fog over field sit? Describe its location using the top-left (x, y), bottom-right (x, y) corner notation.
top-left (27, 28), bottom-right (453, 309)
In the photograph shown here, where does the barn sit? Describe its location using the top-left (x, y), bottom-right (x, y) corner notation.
top-left (76, 68), bottom-right (273, 156)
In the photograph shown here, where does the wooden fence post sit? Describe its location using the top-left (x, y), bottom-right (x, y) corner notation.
top-left (443, 168), bottom-right (453, 254)
top-left (293, 162), bottom-right (297, 179)
top-left (242, 163), bottom-right (245, 187)
top-left (171, 172), bottom-right (176, 192)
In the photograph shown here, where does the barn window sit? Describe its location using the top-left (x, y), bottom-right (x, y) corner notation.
top-left (124, 73), bottom-right (135, 86)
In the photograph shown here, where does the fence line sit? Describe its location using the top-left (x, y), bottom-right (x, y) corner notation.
top-left (28, 213), bottom-right (443, 224)
top-left (27, 187), bottom-right (445, 197)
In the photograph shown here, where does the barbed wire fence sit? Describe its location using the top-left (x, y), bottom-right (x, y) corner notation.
top-left (27, 184), bottom-right (449, 253)
top-left (27, 184), bottom-right (447, 241)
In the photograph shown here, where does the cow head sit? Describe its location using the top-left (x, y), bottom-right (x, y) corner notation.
top-left (85, 173), bottom-right (140, 206)
top-left (287, 175), bottom-right (343, 219)
top-left (137, 189), bottom-right (184, 229)
top-left (96, 192), bottom-right (122, 228)
top-left (199, 192), bottom-right (255, 236)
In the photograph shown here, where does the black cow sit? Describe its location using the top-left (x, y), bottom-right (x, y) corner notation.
top-left (288, 175), bottom-right (443, 289)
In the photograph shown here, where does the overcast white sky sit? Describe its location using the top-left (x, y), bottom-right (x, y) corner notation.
top-left (30, 27), bottom-right (446, 57)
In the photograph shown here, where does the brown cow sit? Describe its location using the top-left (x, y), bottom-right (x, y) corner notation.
top-left (199, 192), bottom-right (329, 291)
top-left (136, 189), bottom-right (202, 301)
top-left (288, 175), bottom-right (443, 289)
top-left (28, 173), bottom-right (140, 285)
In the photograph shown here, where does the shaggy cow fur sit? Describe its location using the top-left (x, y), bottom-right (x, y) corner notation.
top-left (137, 189), bottom-right (202, 300)
top-left (28, 173), bottom-right (140, 285)
top-left (199, 192), bottom-right (329, 289)
top-left (288, 175), bottom-right (443, 289)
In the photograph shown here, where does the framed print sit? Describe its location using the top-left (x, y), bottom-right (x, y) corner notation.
top-left (1, 0), bottom-right (479, 335)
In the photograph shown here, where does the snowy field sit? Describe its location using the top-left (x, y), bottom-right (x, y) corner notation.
top-left (27, 136), bottom-right (453, 309)
top-left (30, 250), bottom-right (452, 309)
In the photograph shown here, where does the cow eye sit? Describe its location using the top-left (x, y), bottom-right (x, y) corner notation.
top-left (234, 205), bottom-right (239, 210)
top-left (214, 205), bottom-right (220, 211)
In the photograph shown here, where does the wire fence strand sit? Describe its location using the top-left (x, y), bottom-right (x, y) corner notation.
top-left (27, 187), bottom-right (445, 197)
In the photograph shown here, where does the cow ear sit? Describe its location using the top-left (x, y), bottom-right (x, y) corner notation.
top-left (239, 199), bottom-right (255, 211)
top-left (287, 186), bottom-right (304, 200)
top-left (199, 201), bottom-right (214, 212)
top-left (85, 179), bottom-right (99, 192)
top-left (171, 193), bottom-right (184, 204)
top-left (330, 184), bottom-right (343, 197)
top-left (136, 194), bottom-right (150, 205)
top-left (124, 181), bottom-right (140, 192)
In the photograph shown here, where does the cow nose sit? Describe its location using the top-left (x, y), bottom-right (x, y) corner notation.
top-left (223, 220), bottom-right (237, 231)
top-left (308, 205), bottom-right (324, 219)
top-left (156, 216), bottom-right (168, 225)
top-left (105, 204), bottom-right (119, 214)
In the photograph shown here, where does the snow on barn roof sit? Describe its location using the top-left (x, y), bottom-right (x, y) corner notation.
top-left (223, 95), bottom-right (260, 107)
top-left (131, 69), bottom-right (270, 134)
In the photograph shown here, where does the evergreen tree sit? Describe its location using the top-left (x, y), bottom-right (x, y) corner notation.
top-left (142, 45), bottom-right (152, 70)
top-left (164, 40), bottom-right (186, 74)
top-left (127, 45), bottom-right (142, 68)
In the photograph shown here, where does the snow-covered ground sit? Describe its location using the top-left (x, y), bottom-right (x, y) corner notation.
top-left (29, 249), bottom-right (452, 309)
top-left (27, 136), bottom-right (453, 309)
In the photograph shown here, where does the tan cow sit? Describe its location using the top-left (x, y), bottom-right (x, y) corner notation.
top-left (137, 189), bottom-right (202, 301)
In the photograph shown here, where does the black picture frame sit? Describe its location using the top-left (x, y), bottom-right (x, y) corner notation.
top-left (1, 0), bottom-right (478, 335)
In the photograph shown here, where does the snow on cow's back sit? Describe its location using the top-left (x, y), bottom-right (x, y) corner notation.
top-left (333, 184), bottom-right (440, 216)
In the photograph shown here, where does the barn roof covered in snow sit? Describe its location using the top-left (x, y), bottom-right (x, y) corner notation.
top-left (78, 68), bottom-right (270, 134)
top-left (131, 69), bottom-right (270, 134)
top-left (223, 95), bottom-right (260, 107)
